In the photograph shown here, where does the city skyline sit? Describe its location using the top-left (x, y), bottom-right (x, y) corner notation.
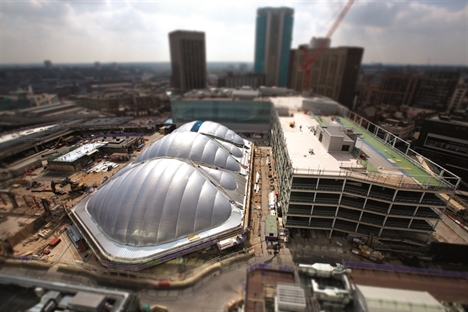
top-left (1, 0), bottom-right (467, 66)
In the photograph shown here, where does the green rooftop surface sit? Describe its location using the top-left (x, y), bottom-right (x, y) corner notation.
top-left (314, 115), bottom-right (328, 126)
top-left (338, 117), bottom-right (443, 187)
top-left (266, 214), bottom-right (278, 236)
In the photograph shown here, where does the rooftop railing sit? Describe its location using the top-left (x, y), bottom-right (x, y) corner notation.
top-left (291, 167), bottom-right (455, 191)
top-left (345, 112), bottom-right (461, 190)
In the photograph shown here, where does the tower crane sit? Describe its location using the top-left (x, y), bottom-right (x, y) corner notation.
top-left (301, 0), bottom-right (355, 93)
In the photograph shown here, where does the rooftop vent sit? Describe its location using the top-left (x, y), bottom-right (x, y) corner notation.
top-left (275, 283), bottom-right (306, 312)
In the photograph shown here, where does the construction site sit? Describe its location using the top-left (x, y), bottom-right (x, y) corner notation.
top-left (0, 118), bottom-right (467, 312)
top-left (0, 124), bottom-right (165, 259)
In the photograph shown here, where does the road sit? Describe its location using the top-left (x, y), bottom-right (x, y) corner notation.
top-left (434, 215), bottom-right (468, 244)
top-left (142, 263), bottom-right (248, 311)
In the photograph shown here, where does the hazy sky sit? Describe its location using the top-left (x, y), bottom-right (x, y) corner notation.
top-left (1, 0), bottom-right (467, 65)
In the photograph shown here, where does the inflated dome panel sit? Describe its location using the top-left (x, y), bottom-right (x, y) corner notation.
top-left (203, 168), bottom-right (237, 190)
top-left (176, 121), bottom-right (245, 146)
top-left (134, 132), bottom-right (240, 172)
top-left (218, 141), bottom-right (243, 158)
top-left (86, 158), bottom-right (232, 246)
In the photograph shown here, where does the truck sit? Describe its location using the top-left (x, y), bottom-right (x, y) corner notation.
top-left (48, 237), bottom-right (61, 248)
top-left (351, 240), bottom-right (384, 263)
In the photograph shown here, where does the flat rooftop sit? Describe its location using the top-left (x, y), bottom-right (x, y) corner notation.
top-left (54, 142), bottom-right (107, 162)
top-left (429, 114), bottom-right (468, 126)
top-left (279, 112), bottom-right (358, 171)
top-left (81, 117), bottom-right (132, 127)
top-left (0, 124), bottom-right (57, 144)
top-left (180, 97), bottom-right (239, 101)
top-left (122, 117), bottom-right (165, 126)
top-left (347, 263), bottom-right (468, 305)
top-left (271, 97), bottom-right (456, 190)
top-left (245, 267), bottom-right (296, 312)
top-left (29, 103), bottom-right (75, 115)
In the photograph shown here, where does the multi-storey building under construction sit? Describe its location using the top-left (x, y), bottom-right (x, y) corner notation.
top-left (270, 96), bottom-right (460, 243)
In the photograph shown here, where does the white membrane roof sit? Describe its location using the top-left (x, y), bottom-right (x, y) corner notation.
top-left (175, 120), bottom-right (245, 146)
top-left (87, 158), bottom-right (234, 246)
top-left (134, 131), bottom-right (241, 172)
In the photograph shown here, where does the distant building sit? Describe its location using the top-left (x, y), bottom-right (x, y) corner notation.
top-left (253, 7), bottom-right (294, 87)
top-left (0, 92), bottom-right (31, 111)
top-left (379, 118), bottom-right (415, 140)
top-left (217, 73), bottom-right (264, 89)
top-left (413, 71), bottom-right (460, 111)
top-left (169, 30), bottom-right (207, 91)
top-left (90, 82), bottom-right (133, 93)
top-left (365, 73), bottom-right (420, 107)
top-left (170, 88), bottom-right (272, 132)
top-left (447, 75), bottom-right (468, 112)
top-left (76, 90), bottom-right (160, 115)
top-left (310, 37), bottom-right (331, 49)
top-left (238, 63), bottom-right (248, 74)
top-left (288, 46), bottom-right (364, 109)
top-left (76, 92), bottom-right (132, 114)
top-left (15, 102), bottom-right (75, 118)
top-left (413, 111), bottom-right (468, 188)
top-left (44, 60), bottom-right (52, 70)
top-left (94, 61), bottom-right (101, 70)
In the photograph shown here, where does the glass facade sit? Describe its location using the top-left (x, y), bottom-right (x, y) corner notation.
top-left (253, 8), bottom-right (294, 87)
top-left (279, 14), bottom-right (294, 87)
top-left (171, 100), bottom-right (272, 125)
top-left (254, 15), bottom-right (267, 75)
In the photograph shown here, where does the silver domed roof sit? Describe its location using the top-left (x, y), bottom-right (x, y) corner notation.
top-left (86, 158), bottom-right (233, 246)
top-left (202, 168), bottom-right (237, 190)
top-left (134, 132), bottom-right (241, 172)
top-left (176, 121), bottom-right (245, 146)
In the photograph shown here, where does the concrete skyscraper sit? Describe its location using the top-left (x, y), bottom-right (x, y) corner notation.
top-left (288, 46), bottom-right (364, 109)
top-left (169, 30), bottom-right (207, 91)
top-left (253, 7), bottom-right (294, 87)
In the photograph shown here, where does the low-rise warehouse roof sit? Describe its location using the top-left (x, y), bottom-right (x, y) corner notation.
top-left (54, 142), bottom-right (107, 163)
